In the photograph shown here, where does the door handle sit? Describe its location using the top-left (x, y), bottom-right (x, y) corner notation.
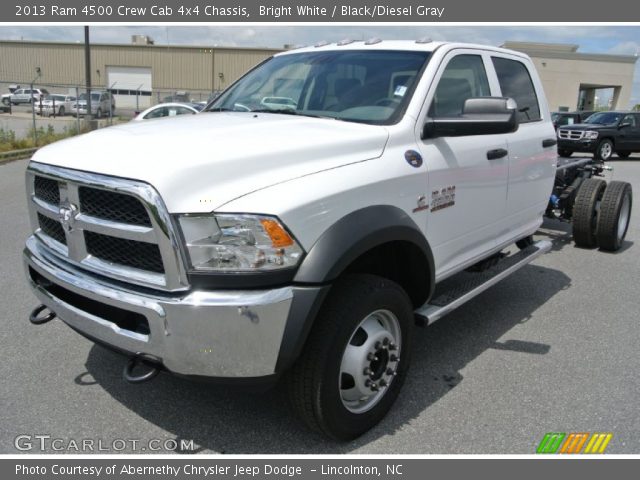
top-left (487, 148), bottom-right (508, 160)
top-left (542, 138), bottom-right (557, 148)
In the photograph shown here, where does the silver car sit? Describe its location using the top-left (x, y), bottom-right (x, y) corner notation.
top-left (72, 91), bottom-right (115, 118)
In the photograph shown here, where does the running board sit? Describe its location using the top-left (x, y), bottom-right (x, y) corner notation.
top-left (416, 240), bottom-right (552, 325)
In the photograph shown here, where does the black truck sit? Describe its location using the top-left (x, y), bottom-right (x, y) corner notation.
top-left (557, 111), bottom-right (640, 160)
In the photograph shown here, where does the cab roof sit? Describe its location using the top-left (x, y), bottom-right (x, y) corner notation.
top-left (276, 40), bottom-right (530, 59)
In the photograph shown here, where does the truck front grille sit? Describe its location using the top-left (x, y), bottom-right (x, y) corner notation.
top-left (34, 176), bottom-right (60, 205)
top-left (27, 165), bottom-right (188, 291)
top-left (558, 129), bottom-right (585, 140)
top-left (79, 187), bottom-right (152, 227)
top-left (38, 213), bottom-right (66, 245)
top-left (84, 231), bottom-right (164, 274)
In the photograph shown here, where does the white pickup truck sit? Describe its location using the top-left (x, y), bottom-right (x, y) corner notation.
top-left (23, 41), bottom-right (632, 440)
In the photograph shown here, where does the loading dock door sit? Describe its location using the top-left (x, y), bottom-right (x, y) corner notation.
top-left (106, 66), bottom-right (152, 110)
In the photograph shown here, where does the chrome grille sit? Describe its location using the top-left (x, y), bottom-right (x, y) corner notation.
top-left (27, 163), bottom-right (189, 291)
top-left (79, 187), bottom-right (152, 227)
top-left (38, 213), bottom-right (66, 245)
top-left (34, 176), bottom-right (60, 205)
top-left (558, 129), bottom-right (584, 140)
top-left (84, 231), bottom-right (164, 273)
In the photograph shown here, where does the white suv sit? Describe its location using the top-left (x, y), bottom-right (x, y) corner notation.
top-left (10, 87), bottom-right (49, 104)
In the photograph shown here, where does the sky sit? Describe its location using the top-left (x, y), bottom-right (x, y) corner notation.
top-left (1, 25), bottom-right (639, 106)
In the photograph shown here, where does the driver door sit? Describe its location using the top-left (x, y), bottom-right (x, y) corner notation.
top-left (418, 51), bottom-right (509, 277)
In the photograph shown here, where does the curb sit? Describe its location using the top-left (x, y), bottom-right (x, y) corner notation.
top-left (0, 147), bottom-right (37, 165)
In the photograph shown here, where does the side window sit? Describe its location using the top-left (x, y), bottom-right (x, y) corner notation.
top-left (621, 114), bottom-right (636, 127)
top-left (492, 57), bottom-right (541, 123)
top-left (429, 54), bottom-right (490, 117)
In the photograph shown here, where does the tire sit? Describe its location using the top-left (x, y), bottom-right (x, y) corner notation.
top-left (1, 97), bottom-right (9, 106)
top-left (58, 106), bottom-right (65, 116)
top-left (596, 181), bottom-right (633, 251)
top-left (558, 149), bottom-right (573, 158)
top-left (616, 152), bottom-right (631, 159)
top-left (572, 178), bottom-right (607, 248)
top-left (96, 108), bottom-right (102, 119)
top-left (595, 139), bottom-right (614, 161)
top-left (287, 274), bottom-right (414, 440)
top-left (516, 235), bottom-right (535, 250)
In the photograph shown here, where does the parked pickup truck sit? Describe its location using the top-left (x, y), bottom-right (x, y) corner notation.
top-left (23, 41), bottom-right (633, 440)
top-left (557, 111), bottom-right (640, 160)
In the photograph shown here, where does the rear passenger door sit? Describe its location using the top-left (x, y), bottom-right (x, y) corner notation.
top-left (618, 114), bottom-right (640, 151)
top-left (417, 50), bottom-right (509, 277)
top-left (489, 54), bottom-right (557, 243)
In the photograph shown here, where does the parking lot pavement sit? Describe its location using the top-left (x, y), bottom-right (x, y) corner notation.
top-left (1, 157), bottom-right (639, 454)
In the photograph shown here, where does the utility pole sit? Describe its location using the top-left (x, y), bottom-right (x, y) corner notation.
top-left (84, 26), bottom-right (92, 120)
top-left (30, 67), bottom-right (41, 146)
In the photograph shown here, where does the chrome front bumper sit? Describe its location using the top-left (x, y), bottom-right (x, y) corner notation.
top-left (24, 236), bottom-right (294, 378)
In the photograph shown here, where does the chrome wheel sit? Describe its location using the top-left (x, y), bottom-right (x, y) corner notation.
top-left (339, 309), bottom-right (401, 414)
top-left (599, 141), bottom-right (613, 160)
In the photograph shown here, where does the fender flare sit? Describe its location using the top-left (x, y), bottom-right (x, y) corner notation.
top-left (277, 205), bottom-right (435, 373)
top-left (294, 204), bottom-right (435, 295)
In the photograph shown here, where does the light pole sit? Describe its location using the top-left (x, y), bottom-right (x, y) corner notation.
top-left (30, 66), bottom-right (41, 146)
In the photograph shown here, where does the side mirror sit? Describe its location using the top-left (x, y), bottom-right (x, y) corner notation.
top-left (619, 121), bottom-right (632, 129)
top-left (422, 97), bottom-right (519, 139)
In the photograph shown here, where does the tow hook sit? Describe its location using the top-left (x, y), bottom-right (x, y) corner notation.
top-left (29, 304), bottom-right (57, 325)
top-left (123, 356), bottom-right (161, 384)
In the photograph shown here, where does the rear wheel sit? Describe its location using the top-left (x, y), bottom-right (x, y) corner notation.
top-left (558, 149), bottom-right (573, 158)
top-left (572, 178), bottom-right (607, 248)
top-left (596, 181), bottom-right (633, 251)
top-left (1, 97), bottom-right (9, 106)
top-left (595, 139), bottom-right (614, 161)
top-left (287, 274), bottom-right (413, 440)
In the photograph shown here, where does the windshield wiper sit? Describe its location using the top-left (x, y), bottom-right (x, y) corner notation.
top-left (250, 109), bottom-right (327, 119)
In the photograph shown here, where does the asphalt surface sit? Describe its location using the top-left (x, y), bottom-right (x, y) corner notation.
top-left (1, 156), bottom-right (639, 454)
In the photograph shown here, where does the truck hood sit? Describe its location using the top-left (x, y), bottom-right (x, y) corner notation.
top-left (560, 123), bottom-right (616, 130)
top-left (32, 112), bottom-right (389, 212)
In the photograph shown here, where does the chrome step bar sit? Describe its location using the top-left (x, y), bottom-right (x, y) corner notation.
top-left (416, 240), bottom-right (552, 325)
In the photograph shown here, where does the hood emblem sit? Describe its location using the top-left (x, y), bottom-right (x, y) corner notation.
top-left (58, 202), bottom-right (79, 233)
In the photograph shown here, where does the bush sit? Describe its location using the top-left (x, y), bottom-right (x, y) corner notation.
top-left (0, 124), bottom-right (88, 153)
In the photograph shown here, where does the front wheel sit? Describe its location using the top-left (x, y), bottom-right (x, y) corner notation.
top-left (287, 274), bottom-right (414, 440)
top-left (558, 149), bottom-right (573, 158)
top-left (58, 106), bottom-right (65, 116)
top-left (96, 108), bottom-right (102, 119)
top-left (596, 139), bottom-right (614, 161)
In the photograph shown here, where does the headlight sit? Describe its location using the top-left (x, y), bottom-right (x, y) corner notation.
top-left (584, 130), bottom-right (599, 139)
top-left (177, 214), bottom-right (303, 272)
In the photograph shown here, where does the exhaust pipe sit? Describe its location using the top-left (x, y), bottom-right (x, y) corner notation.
top-left (123, 356), bottom-right (161, 384)
top-left (29, 304), bottom-right (57, 325)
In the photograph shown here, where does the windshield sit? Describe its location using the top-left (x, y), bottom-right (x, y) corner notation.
top-left (584, 112), bottom-right (624, 125)
top-left (206, 50), bottom-right (431, 124)
top-left (78, 93), bottom-right (102, 101)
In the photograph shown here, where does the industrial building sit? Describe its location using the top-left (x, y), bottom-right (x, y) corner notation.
top-left (503, 41), bottom-right (637, 112)
top-left (0, 37), bottom-right (636, 111)
top-left (0, 36), bottom-right (281, 108)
